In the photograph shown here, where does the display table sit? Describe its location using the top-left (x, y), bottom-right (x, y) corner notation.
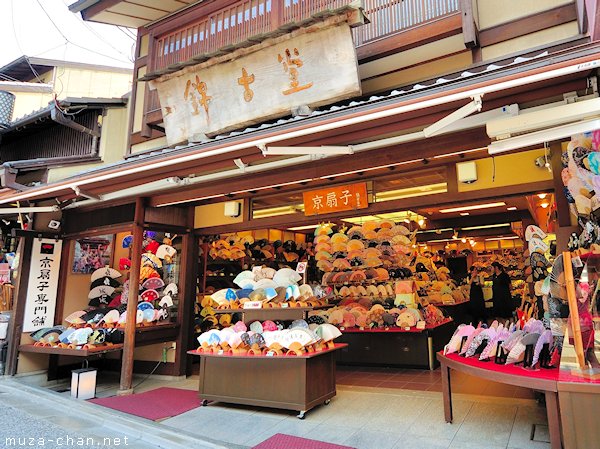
top-left (336, 319), bottom-right (456, 370)
top-left (188, 343), bottom-right (347, 418)
top-left (437, 352), bottom-right (562, 449)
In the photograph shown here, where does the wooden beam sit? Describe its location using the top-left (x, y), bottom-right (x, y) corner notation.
top-left (5, 237), bottom-right (33, 376)
top-left (356, 14), bottom-right (462, 62)
top-left (550, 141), bottom-right (572, 227)
top-left (118, 197), bottom-right (145, 394)
top-left (478, 3), bottom-right (578, 48)
top-left (460, 0), bottom-right (478, 48)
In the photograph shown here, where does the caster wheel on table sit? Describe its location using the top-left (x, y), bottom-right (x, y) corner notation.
top-left (297, 411), bottom-right (306, 420)
top-left (201, 399), bottom-right (209, 407)
top-left (324, 399), bottom-right (331, 406)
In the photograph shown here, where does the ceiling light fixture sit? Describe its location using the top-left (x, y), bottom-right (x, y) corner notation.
top-left (485, 236), bottom-right (520, 241)
top-left (439, 202), bottom-right (506, 213)
top-left (461, 237), bottom-right (467, 243)
top-left (287, 225), bottom-right (318, 231)
top-left (540, 201), bottom-right (550, 209)
top-left (537, 193), bottom-right (547, 199)
top-left (460, 212), bottom-right (470, 216)
top-left (462, 223), bottom-right (511, 231)
top-left (507, 206), bottom-right (517, 211)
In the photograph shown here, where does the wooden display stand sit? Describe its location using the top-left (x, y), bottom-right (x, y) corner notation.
top-left (188, 343), bottom-right (346, 419)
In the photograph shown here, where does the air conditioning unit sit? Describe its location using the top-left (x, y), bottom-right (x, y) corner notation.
top-left (486, 97), bottom-right (600, 139)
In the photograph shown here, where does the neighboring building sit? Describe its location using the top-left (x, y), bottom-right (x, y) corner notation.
top-left (0, 57), bottom-right (132, 187)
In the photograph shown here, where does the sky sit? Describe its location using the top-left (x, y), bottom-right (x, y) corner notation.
top-left (1, 0), bottom-right (136, 71)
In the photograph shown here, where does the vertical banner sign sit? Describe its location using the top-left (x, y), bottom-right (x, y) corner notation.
top-left (22, 239), bottom-right (63, 332)
top-left (303, 183), bottom-right (369, 216)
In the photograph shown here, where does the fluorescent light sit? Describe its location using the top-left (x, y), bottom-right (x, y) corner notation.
top-left (418, 228), bottom-right (453, 234)
top-left (488, 119), bottom-right (600, 154)
top-left (507, 206), bottom-right (517, 211)
top-left (462, 223), bottom-right (510, 231)
top-left (253, 205), bottom-right (304, 219)
top-left (439, 202), bottom-right (506, 213)
top-left (287, 225), bottom-right (318, 231)
top-left (375, 183), bottom-right (447, 202)
top-left (460, 212), bottom-right (470, 216)
top-left (485, 236), bottom-right (520, 241)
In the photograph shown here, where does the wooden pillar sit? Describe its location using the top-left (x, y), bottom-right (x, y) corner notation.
top-left (118, 197), bottom-right (146, 394)
top-left (550, 141), bottom-right (572, 228)
top-left (5, 236), bottom-right (33, 376)
top-left (460, 0), bottom-right (479, 49)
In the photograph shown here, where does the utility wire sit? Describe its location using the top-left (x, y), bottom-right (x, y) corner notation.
top-left (34, 0), bottom-right (132, 65)
top-left (72, 10), bottom-right (135, 61)
top-left (117, 26), bottom-right (137, 42)
top-left (10, 0), bottom-right (43, 83)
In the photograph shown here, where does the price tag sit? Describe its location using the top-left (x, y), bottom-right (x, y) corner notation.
top-left (266, 351), bottom-right (275, 357)
top-left (573, 256), bottom-right (583, 268)
top-left (404, 327), bottom-right (411, 331)
top-left (359, 327), bottom-right (365, 331)
top-left (416, 321), bottom-right (426, 330)
top-left (243, 301), bottom-right (263, 309)
top-left (296, 262), bottom-right (307, 274)
top-left (281, 303), bottom-right (289, 308)
top-left (218, 350), bottom-right (224, 355)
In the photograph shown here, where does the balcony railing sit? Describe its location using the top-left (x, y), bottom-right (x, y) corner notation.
top-left (151, 0), bottom-right (459, 72)
top-left (354, 0), bottom-right (459, 46)
top-left (142, 0), bottom-right (460, 128)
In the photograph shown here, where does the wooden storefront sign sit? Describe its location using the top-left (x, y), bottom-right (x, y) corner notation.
top-left (150, 22), bottom-right (361, 145)
top-left (303, 183), bottom-right (368, 216)
top-left (22, 239), bottom-right (63, 332)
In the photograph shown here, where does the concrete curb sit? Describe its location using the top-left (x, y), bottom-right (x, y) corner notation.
top-left (0, 378), bottom-right (234, 449)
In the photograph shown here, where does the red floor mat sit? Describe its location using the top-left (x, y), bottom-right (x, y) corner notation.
top-left (89, 387), bottom-right (200, 421)
top-left (252, 434), bottom-right (356, 449)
